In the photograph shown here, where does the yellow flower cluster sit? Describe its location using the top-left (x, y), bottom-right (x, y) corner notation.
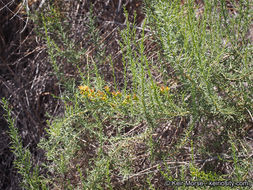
top-left (111, 91), bottom-right (122, 98)
top-left (121, 94), bottom-right (138, 105)
top-left (78, 85), bottom-right (89, 92)
top-left (79, 83), bottom-right (170, 104)
top-left (78, 85), bottom-right (139, 105)
top-left (79, 85), bottom-right (107, 101)
top-left (160, 85), bottom-right (170, 93)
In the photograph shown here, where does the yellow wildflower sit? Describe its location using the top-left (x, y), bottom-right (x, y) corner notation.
top-left (104, 86), bottom-right (110, 93)
top-left (100, 96), bottom-right (107, 101)
top-left (160, 86), bottom-right (165, 93)
top-left (116, 91), bottom-right (122, 97)
top-left (132, 93), bottom-right (138, 100)
top-left (97, 90), bottom-right (105, 97)
top-left (160, 86), bottom-right (169, 93)
top-left (112, 91), bottom-right (122, 98)
top-left (87, 93), bottom-right (94, 98)
top-left (122, 95), bottom-right (131, 105)
top-left (89, 89), bottom-right (94, 94)
top-left (79, 85), bottom-right (89, 94)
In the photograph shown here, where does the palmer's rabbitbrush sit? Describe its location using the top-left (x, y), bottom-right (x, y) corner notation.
top-left (1, 0), bottom-right (252, 189)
